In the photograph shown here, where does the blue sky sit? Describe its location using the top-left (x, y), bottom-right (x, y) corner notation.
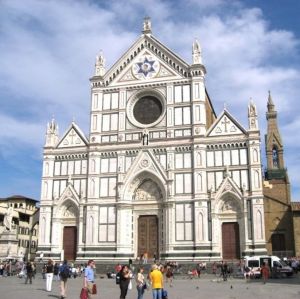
top-left (0, 0), bottom-right (300, 201)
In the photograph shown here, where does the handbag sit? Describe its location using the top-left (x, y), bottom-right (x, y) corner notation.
top-left (128, 279), bottom-right (132, 290)
top-left (92, 283), bottom-right (97, 295)
top-left (80, 287), bottom-right (88, 299)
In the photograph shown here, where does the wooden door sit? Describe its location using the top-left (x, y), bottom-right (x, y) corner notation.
top-left (138, 216), bottom-right (158, 259)
top-left (222, 222), bottom-right (240, 259)
top-left (63, 226), bottom-right (77, 261)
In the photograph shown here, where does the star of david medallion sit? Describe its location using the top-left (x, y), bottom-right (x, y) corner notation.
top-left (132, 55), bottom-right (159, 80)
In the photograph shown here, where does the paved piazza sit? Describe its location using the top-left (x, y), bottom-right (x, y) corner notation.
top-left (0, 274), bottom-right (299, 299)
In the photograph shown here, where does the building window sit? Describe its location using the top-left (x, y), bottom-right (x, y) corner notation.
top-left (100, 177), bottom-right (117, 197)
top-left (100, 157), bottom-right (117, 173)
top-left (103, 93), bottom-right (119, 110)
top-left (175, 173), bottom-right (192, 194)
top-left (102, 113), bottom-right (118, 131)
top-left (175, 153), bottom-right (192, 169)
top-left (99, 207), bottom-right (116, 242)
top-left (174, 85), bottom-right (190, 103)
top-left (206, 148), bottom-right (248, 167)
top-left (174, 107), bottom-right (191, 125)
top-left (175, 203), bottom-right (194, 241)
top-left (272, 146), bottom-right (279, 168)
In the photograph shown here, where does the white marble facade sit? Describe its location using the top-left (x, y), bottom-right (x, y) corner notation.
top-left (38, 19), bottom-right (266, 262)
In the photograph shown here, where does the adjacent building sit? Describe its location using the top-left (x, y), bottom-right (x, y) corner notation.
top-left (0, 195), bottom-right (39, 260)
top-left (263, 93), bottom-right (295, 257)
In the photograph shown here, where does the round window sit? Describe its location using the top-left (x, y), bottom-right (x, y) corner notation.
top-left (133, 96), bottom-right (163, 125)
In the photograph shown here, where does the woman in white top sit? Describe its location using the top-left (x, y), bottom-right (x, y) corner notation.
top-left (136, 267), bottom-right (146, 299)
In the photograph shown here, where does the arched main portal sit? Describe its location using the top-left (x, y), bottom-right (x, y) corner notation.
top-left (217, 194), bottom-right (243, 260)
top-left (128, 174), bottom-right (165, 260)
top-left (60, 202), bottom-right (79, 261)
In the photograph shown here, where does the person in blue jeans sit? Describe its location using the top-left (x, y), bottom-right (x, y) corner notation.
top-left (149, 264), bottom-right (163, 299)
top-left (136, 267), bottom-right (146, 299)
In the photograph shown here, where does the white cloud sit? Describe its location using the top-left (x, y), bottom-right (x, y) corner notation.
top-left (0, 0), bottom-right (299, 200)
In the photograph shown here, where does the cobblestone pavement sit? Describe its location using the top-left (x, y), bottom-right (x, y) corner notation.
top-left (0, 273), bottom-right (299, 299)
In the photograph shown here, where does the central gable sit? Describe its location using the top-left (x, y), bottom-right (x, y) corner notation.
top-left (104, 35), bottom-right (189, 87)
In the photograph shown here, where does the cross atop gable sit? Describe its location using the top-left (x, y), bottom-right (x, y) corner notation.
top-left (57, 122), bottom-right (88, 148)
top-left (207, 110), bottom-right (246, 137)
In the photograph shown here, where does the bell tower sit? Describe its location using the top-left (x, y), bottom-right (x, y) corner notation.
top-left (265, 91), bottom-right (286, 179)
top-left (263, 91), bottom-right (294, 256)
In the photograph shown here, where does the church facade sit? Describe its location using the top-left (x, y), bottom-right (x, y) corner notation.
top-left (38, 18), bottom-right (267, 262)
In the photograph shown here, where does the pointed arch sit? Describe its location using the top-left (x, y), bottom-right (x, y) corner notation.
top-left (198, 212), bottom-right (204, 241)
top-left (256, 210), bottom-right (263, 240)
top-left (45, 162), bottom-right (49, 175)
top-left (124, 170), bottom-right (167, 202)
top-left (134, 178), bottom-right (163, 201)
top-left (254, 170), bottom-right (260, 188)
top-left (88, 216), bottom-right (94, 244)
top-left (197, 173), bottom-right (203, 192)
top-left (91, 159), bottom-right (96, 173)
top-left (253, 148), bottom-right (258, 163)
top-left (43, 182), bottom-right (48, 198)
top-left (90, 179), bottom-right (95, 196)
top-left (197, 152), bottom-right (202, 166)
top-left (41, 216), bottom-right (46, 243)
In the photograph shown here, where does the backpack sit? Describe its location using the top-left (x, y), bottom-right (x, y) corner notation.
top-left (60, 265), bottom-right (70, 279)
top-left (116, 272), bottom-right (121, 284)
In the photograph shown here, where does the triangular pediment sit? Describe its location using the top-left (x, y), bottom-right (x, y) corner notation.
top-left (215, 175), bottom-right (243, 200)
top-left (206, 110), bottom-right (246, 137)
top-left (57, 183), bottom-right (80, 206)
top-left (103, 35), bottom-right (189, 87)
top-left (57, 122), bottom-right (88, 148)
top-left (122, 149), bottom-right (169, 190)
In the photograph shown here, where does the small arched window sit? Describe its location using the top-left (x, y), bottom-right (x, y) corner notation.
top-left (272, 146), bottom-right (279, 168)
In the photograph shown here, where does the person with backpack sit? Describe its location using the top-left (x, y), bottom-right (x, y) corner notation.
top-left (59, 260), bottom-right (70, 299)
top-left (54, 262), bottom-right (60, 281)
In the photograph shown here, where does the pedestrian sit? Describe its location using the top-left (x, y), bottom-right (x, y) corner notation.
top-left (84, 259), bottom-right (96, 299)
top-left (149, 264), bottom-right (163, 299)
top-left (136, 267), bottom-right (146, 299)
top-left (0, 262), bottom-right (4, 277)
top-left (212, 262), bottom-right (217, 275)
top-left (25, 261), bottom-right (33, 284)
top-left (54, 262), bottom-right (60, 281)
top-left (165, 266), bottom-right (173, 287)
top-left (46, 259), bottom-right (54, 291)
top-left (261, 262), bottom-right (270, 284)
top-left (221, 261), bottom-right (228, 281)
top-left (119, 265), bottom-right (131, 299)
top-left (59, 260), bottom-right (70, 299)
top-left (115, 263), bottom-right (122, 274)
top-left (42, 263), bottom-right (47, 279)
top-left (143, 252), bottom-right (148, 264)
top-left (196, 262), bottom-right (201, 278)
